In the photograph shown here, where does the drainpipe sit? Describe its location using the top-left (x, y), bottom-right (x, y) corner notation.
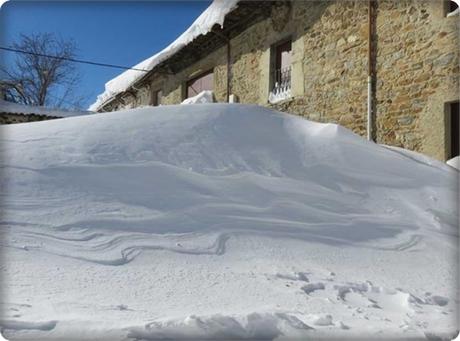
top-left (367, 80), bottom-right (372, 141)
top-left (367, 0), bottom-right (374, 142)
top-left (226, 39), bottom-right (231, 103)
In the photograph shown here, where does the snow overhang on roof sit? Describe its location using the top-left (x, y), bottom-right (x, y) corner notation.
top-left (88, 0), bottom-right (240, 112)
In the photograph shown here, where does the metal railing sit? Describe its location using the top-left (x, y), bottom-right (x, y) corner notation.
top-left (272, 66), bottom-right (292, 95)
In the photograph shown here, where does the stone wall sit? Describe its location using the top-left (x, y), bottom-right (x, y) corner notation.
top-left (102, 0), bottom-right (459, 161)
top-left (269, 0), bottom-right (369, 138)
top-left (375, 0), bottom-right (459, 160)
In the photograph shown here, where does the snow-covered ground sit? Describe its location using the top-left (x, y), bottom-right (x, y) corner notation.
top-left (0, 104), bottom-right (458, 340)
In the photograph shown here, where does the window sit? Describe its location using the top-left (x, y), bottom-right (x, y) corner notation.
top-left (152, 89), bottom-right (162, 106)
top-left (449, 101), bottom-right (459, 158)
top-left (269, 39), bottom-right (292, 103)
top-left (446, 0), bottom-right (459, 16)
top-left (186, 70), bottom-right (214, 99)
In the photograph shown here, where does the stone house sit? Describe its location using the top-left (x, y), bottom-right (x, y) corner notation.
top-left (0, 99), bottom-right (90, 124)
top-left (91, 0), bottom-right (459, 161)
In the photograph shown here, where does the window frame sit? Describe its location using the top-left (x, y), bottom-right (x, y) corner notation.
top-left (269, 37), bottom-right (293, 97)
top-left (445, 0), bottom-right (459, 16)
top-left (446, 100), bottom-right (460, 159)
top-left (185, 69), bottom-right (214, 99)
top-left (151, 89), bottom-right (163, 106)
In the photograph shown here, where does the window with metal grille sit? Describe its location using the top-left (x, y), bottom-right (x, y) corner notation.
top-left (270, 40), bottom-right (292, 102)
top-left (446, 0), bottom-right (459, 16)
top-left (186, 70), bottom-right (214, 99)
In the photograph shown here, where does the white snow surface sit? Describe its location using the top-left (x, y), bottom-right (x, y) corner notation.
top-left (88, 0), bottom-right (239, 111)
top-left (181, 90), bottom-right (215, 105)
top-left (0, 104), bottom-right (458, 340)
top-left (0, 99), bottom-right (91, 118)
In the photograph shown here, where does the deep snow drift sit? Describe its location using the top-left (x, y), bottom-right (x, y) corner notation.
top-left (0, 104), bottom-right (458, 340)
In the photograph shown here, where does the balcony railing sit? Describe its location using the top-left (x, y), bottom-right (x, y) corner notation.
top-left (269, 66), bottom-right (292, 104)
top-left (272, 66), bottom-right (292, 95)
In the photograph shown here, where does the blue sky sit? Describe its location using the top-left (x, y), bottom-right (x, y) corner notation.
top-left (0, 1), bottom-right (211, 109)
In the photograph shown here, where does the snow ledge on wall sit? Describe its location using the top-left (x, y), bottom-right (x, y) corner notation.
top-left (446, 156), bottom-right (459, 170)
top-left (181, 91), bottom-right (215, 105)
top-left (446, 7), bottom-right (459, 17)
top-left (268, 89), bottom-right (292, 104)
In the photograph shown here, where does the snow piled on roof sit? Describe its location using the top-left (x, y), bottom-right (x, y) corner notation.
top-left (88, 0), bottom-right (239, 111)
top-left (1, 104), bottom-right (458, 340)
top-left (0, 99), bottom-right (92, 118)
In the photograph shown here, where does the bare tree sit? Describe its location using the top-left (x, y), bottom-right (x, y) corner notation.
top-left (0, 33), bottom-right (84, 109)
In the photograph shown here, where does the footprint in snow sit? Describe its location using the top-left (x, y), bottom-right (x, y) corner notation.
top-left (422, 294), bottom-right (449, 307)
top-left (115, 304), bottom-right (135, 311)
top-left (275, 272), bottom-right (310, 282)
top-left (313, 314), bottom-right (333, 326)
top-left (301, 282), bottom-right (326, 295)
